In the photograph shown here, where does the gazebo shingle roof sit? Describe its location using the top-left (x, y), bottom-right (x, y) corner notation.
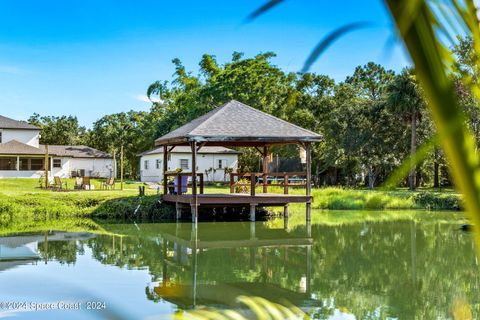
top-left (139, 146), bottom-right (240, 156)
top-left (155, 100), bottom-right (322, 146)
top-left (0, 115), bottom-right (39, 130)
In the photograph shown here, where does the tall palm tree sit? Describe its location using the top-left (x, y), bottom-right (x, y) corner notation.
top-left (386, 69), bottom-right (424, 190)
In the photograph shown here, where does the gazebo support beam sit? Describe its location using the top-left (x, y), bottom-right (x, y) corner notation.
top-left (305, 142), bottom-right (312, 221)
top-left (191, 141), bottom-right (198, 224)
top-left (163, 145), bottom-right (168, 195)
top-left (262, 145), bottom-right (269, 193)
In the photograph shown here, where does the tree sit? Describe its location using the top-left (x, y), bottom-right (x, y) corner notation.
top-left (345, 62), bottom-right (398, 188)
top-left (86, 111), bottom-right (151, 178)
top-left (386, 69), bottom-right (424, 190)
top-left (28, 114), bottom-right (86, 145)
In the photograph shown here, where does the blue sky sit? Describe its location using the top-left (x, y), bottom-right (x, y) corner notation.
top-left (0, 0), bottom-right (410, 127)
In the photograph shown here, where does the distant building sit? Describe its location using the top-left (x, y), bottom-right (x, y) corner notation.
top-left (139, 146), bottom-right (239, 183)
top-left (0, 115), bottom-right (113, 178)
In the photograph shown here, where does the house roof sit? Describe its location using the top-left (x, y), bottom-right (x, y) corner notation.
top-left (139, 145), bottom-right (240, 157)
top-left (0, 140), bottom-right (45, 155)
top-left (42, 145), bottom-right (111, 159)
top-left (154, 100), bottom-right (322, 146)
top-left (0, 115), bottom-right (39, 130)
top-left (0, 140), bottom-right (110, 158)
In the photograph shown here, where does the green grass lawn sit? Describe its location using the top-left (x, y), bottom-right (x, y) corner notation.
top-left (0, 178), bottom-right (162, 219)
top-left (201, 185), bottom-right (463, 211)
top-left (0, 178), bottom-right (464, 223)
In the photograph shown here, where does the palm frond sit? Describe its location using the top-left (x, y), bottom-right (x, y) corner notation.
top-left (244, 0), bottom-right (285, 23)
top-left (302, 22), bottom-right (373, 73)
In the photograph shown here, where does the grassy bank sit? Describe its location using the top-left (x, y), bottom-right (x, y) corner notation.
top-left (0, 178), bottom-right (176, 221)
top-left (0, 179), bottom-right (464, 222)
top-left (312, 187), bottom-right (462, 210)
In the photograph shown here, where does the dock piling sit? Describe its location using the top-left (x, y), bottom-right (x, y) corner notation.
top-left (306, 203), bottom-right (311, 222)
top-left (249, 204), bottom-right (256, 221)
top-left (176, 203), bottom-right (182, 220)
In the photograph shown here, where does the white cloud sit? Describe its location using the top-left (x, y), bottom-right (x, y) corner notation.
top-left (134, 94), bottom-right (161, 103)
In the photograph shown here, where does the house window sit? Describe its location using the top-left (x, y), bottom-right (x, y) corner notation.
top-left (53, 159), bottom-right (62, 168)
top-left (217, 159), bottom-right (227, 169)
top-left (144, 160), bottom-right (149, 170)
top-left (18, 158), bottom-right (45, 171)
top-left (30, 159), bottom-right (44, 170)
top-left (180, 159), bottom-right (189, 170)
top-left (156, 159), bottom-right (161, 169)
top-left (0, 157), bottom-right (17, 170)
top-left (20, 158), bottom-right (29, 170)
top-left (0, 130), bottom-right (2, 143)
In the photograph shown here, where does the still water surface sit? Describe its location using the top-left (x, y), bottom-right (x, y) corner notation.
top-left (0, 211), bottom-right (477, 319)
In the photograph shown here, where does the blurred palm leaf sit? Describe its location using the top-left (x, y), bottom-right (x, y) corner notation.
top-left (302, 22), bottom-right (373, 73)
top-left (248, 1), bottom-right (480, 245)
top-left (385, 0), bottom-right (480, 246)
top-left (244, 0), bottom-right (285, 23)
top-left (175, 295), bottom-right (307, 320)
top-left (383, 135), bottom-right (438, 189)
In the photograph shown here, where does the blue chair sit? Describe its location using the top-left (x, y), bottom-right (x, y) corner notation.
top-left (174, 176), bottom-right (188, 194)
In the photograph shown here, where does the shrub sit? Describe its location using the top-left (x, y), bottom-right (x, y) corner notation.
top-left (413, 192), bottom-right (462, 211)
top-left (365, 195), bottom-right (387, 210)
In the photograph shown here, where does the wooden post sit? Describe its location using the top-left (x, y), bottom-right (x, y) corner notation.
top-left (199, 174), bottom-right (204, 194)
top-left (178, 174), bottom-right (183, 195)
top-left (284, 174), bottom-right (289, 194)
top-left (191, 141), bottom-right (198, 224)
top-left (163, 145), bottom-right (168, 195)
top-left (250, 204), bottom-right (256, 221)
top-left (176, 202), bottom-right (182, 220)
top-left (112, 149), bottom-right (116, 178)
top-left (305, 143), bottom-right (312, 197)
top-left (230, 173), bottom-right (235, 193)
top-left (262, 145), bottom-right (269, 193)
top-left (305, 143), bottom-right (312, 221)
top-left (120, 144), bottom-right (124, 191)
top-left (284, 216), bottom-right (290, 232)
top-left (250, 173), bottom-right (256, 196)
top-left (44, 145), bottom-right (49, 189)
top-left (283, 204), bottom-right (289, 218)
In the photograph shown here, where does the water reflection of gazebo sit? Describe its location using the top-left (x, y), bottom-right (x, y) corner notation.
top-left (151, 221), bottom-right (314, 309)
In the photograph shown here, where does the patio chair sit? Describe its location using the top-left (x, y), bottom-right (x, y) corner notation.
top-left (52, 176), bottom-right (67, 190)
top-left (82, 176), bottom-right (93, 190)
top-left (102, 178), bottom-right (115, 190)
top-left (174, 176), bottom-right (188, 194)
top-left (74, 177), bottom-right (83, 190)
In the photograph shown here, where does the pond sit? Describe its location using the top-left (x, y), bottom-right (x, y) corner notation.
top-left (0, 211), bottom-right (477, 319)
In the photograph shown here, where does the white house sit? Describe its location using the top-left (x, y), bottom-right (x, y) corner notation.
top-left (139, 146), bottom-right (240, 183)
top-left (0, 115), bottom-right (113, 179)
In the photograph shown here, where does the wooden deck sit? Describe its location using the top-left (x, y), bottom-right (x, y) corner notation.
top-left (163, 193), bottom-right (312, 206)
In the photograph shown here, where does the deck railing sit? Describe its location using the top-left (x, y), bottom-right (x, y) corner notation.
top-left (229, 172), bottom-right (307, 196)
top-left (164, 173), bottom-right (204, 195)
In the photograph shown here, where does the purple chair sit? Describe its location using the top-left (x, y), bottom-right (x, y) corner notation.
top-left (174, 176), bottom-right (188, 194)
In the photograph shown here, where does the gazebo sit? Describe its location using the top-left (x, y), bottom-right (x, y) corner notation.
top-left (155, 100), bottom-right (322, 223)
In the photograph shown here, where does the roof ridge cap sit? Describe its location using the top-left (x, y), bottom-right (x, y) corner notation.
top-left (189, 101), bottom-right (232, 135)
